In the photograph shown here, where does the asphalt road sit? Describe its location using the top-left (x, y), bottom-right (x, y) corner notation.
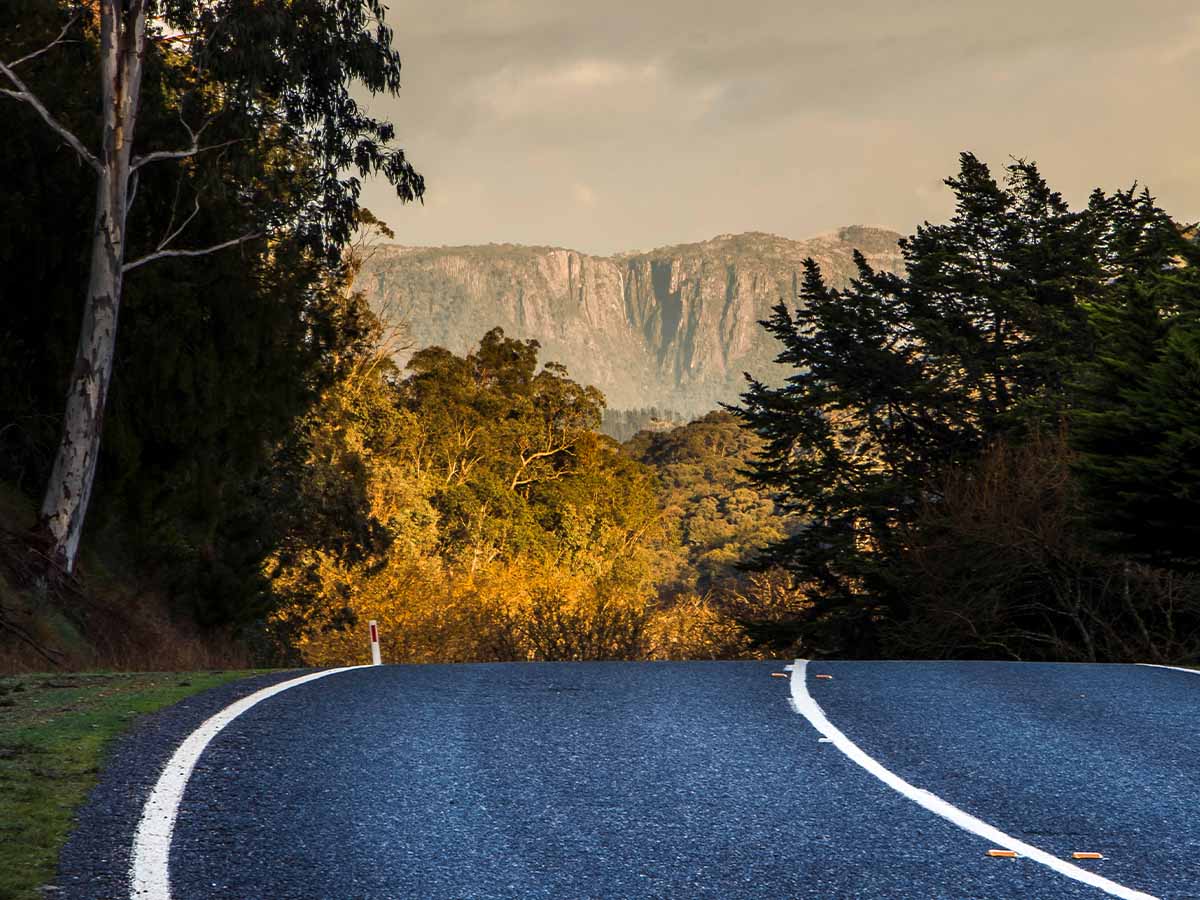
top-left (60, 661), bottom-right (1200, 899)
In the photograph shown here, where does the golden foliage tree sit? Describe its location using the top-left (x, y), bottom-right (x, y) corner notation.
top-left (266, 328), bottom-right (671, 665)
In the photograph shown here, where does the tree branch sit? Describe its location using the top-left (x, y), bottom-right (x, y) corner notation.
top-left (131, 112), bottom-right (241, 170)
top-left (7, 14), bottom-right (78, 68)
top-left (510, 444), bottom-right (574, 490)
top-left (156, 197), bottom-right (201, 252)
top-left (132, 138), bottom-right (241, 169)
top-left (124, 167), bottom-right (140, 227)
top-left (123, 232), bottom-right (262, 273)
top-left (0, 610), bottom-right (65, 668)
top-left (0, 64), bottom-right (100, 172)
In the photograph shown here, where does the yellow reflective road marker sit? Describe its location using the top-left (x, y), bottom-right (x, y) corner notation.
top-left (789, 659), bottom-right (1159, 900)
top-left (988, 849), bottom-right (1020, 858)
top-left (770, 672), bottom-right (789, 679)
top-left (1073, 852), bottom-right (1105, 860)
top-left (815, 674), bottom-right (833, 680)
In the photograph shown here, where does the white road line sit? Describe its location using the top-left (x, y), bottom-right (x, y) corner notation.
top-left (1137, 663), bottom-right (1200, 677)
top-left (129, 666), bottom-right (363, 900)
top-left (788, 659), bottom-right (1159, 900)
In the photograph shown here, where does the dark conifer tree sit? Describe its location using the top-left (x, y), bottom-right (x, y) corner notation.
top-left (735, 154), bottom-right (1106, 654)
top-left (1071, 190), bottom-right (1200, 570)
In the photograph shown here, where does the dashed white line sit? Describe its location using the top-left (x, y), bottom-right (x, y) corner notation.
top-left (788, 659), bottom-right (1159, 900)
top-left (129, 666), bottom-right (363, 899)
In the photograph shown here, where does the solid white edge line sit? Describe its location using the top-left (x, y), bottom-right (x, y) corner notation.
top-left (1137, 663), bottom-right (1200, 676)
top-left (128, 666), bottom-right (364, 900)
top-left (788, 659), bottom-right (1159, 900)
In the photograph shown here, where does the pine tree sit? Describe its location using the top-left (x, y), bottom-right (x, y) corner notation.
top-left (1071, 190), bottom-right (1200, 570)
top-left (734, 154), bottom-right (1106, 654)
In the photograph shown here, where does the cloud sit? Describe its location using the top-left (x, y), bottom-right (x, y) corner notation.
top-left (553, 59), bottom-right (659, 89)
top-left (571, 182), bottom-right (598, 209)
top-left (467, 58), bottom-right (661, 120)
top-left (1156, 13), bottom-right (1200, 64)
top-left (364, 0), bottom-right (1200, 256)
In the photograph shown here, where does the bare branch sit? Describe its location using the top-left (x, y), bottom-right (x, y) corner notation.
top-left (0, 65), bottom-right (99, 172)
top-left (123, 232), bottom-right (262, 273)
top-left (155, 197), bottom-right (201, 253)
top-left (510, 444), bottom-right (575, 490)
top-left (520, 446), bottom-right (573, 467)
top-left (132, 112), bottom-right (241, 170)
top-left (132, 138), bottom-right (241, 170)
top-left (154, 174), bottom-right (185, 245)
top-left (125, 167), bottom-right (140, 217)
top-left (511, 469), bottom-right (568, 490)
top-left (0, 609), bottom-right (65, 667)
top-left (6, 14), bottom-right (78, 68)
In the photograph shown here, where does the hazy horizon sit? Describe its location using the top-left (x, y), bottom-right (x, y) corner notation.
top-left (360, 0), bottom-right (1200, 256)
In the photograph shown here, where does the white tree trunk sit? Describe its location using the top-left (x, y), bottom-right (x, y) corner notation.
top-left (38, 0), bottom-right (144, 573)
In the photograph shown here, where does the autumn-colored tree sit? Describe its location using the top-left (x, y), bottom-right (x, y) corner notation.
top-left (266, 329), bottom-right (668, 665)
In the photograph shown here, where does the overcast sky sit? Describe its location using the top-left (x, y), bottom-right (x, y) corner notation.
top-left (360, 0), bottom-right (1200, 256)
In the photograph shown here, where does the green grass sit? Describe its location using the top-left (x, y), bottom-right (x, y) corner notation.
top-left (0, 669), bottom-right (272, 900)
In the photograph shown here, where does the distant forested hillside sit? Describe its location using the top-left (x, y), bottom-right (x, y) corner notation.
top-left (601, 407), bottom-right (687, 442)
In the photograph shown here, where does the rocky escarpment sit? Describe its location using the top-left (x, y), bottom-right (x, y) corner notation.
top-left (356, 226), bottom-right (904, 417)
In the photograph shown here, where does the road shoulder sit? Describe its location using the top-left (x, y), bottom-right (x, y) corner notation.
top-left (51, 669), bottom-right (306, 900)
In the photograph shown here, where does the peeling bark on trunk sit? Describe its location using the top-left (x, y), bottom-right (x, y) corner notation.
top-left (38, 0), bottom-right (145, 573)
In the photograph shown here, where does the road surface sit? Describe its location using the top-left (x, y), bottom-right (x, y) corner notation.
top-left (58, 661), bottom-right (1200, 899)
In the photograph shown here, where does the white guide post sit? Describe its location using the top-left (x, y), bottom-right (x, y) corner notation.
top-left (368, 619), bottom-right (382, 666)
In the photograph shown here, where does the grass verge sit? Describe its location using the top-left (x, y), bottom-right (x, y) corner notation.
top-left (0, 669), bottom-right (270, 900)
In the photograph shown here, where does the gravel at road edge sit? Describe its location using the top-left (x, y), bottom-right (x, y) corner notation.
top-left (55, 669), bottom-right (311, 900)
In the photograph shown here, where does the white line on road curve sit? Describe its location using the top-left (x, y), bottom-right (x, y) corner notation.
top-left (129, 666), bottom-right (363, 900)
top-left (788, 659), bottom-right (1159, 900)
top-left (1137, 663), bottom-right (1200, 677)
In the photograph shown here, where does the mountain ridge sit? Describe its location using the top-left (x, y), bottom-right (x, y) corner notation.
top-left (356, 226), bottom-right (904, 417)
top-left (376, 225), bottom-right (899, 254)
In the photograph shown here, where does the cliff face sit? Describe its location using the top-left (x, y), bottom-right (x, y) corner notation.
top-left (357, 226), bottom-right (904, 417)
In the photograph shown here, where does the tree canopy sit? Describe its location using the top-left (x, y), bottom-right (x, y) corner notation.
top-left (1071, 193), bottom-right (1200, 571)
top-left (0, 0), bottom-right (419, 617)
top-left (265, 328), bottom-right (671, 664)
top-left (735, 154), bottom-right (1200, 659)
top-left (1, 0), bottom-right (424, 572)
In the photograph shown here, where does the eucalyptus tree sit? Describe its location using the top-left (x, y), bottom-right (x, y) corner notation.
top-left (0, 0), bottom-right (423, 572)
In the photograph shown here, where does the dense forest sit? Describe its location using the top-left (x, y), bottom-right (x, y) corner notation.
top-left (2, 2), bottom-right (1199, 670)
top-left (600, 407), bottom-right (687, 443)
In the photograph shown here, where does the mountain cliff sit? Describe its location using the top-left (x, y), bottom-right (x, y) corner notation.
top-left (356, 226), bottom-right (904, 417)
